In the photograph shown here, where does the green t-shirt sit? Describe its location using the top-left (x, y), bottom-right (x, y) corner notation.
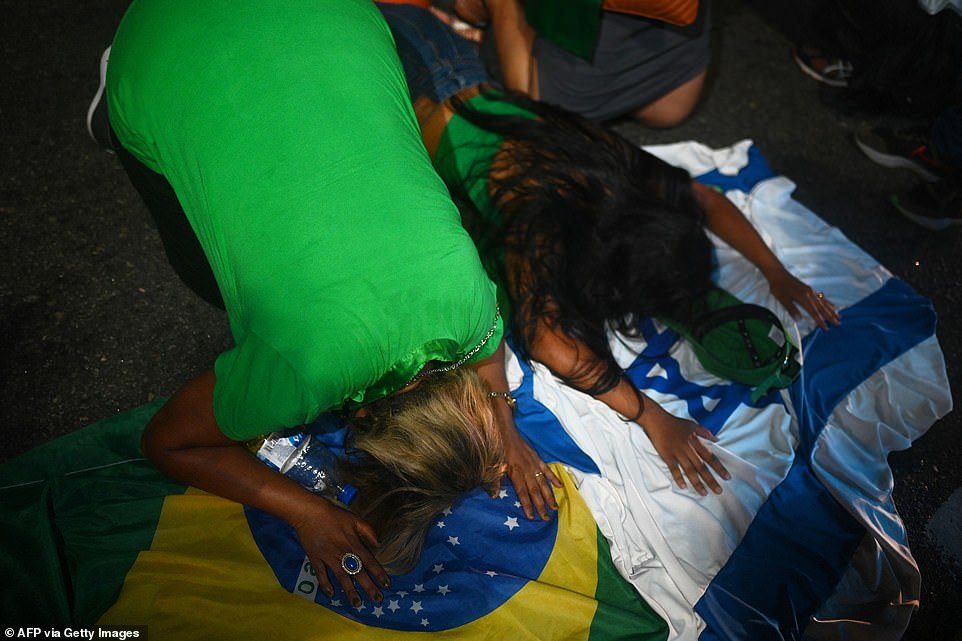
top-left (107, 0), bottom-right (502, 439)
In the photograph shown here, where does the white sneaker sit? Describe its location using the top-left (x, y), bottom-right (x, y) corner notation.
top-left (85, 46), bottom-right (115, 149)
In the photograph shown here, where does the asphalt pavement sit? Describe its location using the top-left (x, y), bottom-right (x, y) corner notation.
top-left (1, 0), bottom-right (959, 638)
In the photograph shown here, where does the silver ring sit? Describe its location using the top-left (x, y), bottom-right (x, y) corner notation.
top-left (341, 552), bottom-right (363, 575)
top-left (534, 472), bottom-right (544, 478)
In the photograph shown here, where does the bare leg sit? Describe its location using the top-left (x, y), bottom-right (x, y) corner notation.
top-left (484, 0), bottom-right (535, 94)
top-left (632, 69), bottom-right (706, 128)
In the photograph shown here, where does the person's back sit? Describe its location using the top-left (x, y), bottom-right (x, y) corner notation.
top-left (107, 0), bottom-right (501, 435)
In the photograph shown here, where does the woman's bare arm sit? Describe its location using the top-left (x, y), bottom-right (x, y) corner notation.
top-left (484, 0), bottom-right (536, 95)
top-left (141, 369), bottom-right (390, 603)
top-left (692, 181), bottom-right (840, 328)
top-left (467, 339), bottom-right (561, 520)
top-left (526, 311), bottom-right (730, 495)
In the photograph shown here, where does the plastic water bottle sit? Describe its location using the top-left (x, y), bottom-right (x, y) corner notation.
top-left (253, 433), bottom-right (358, 505)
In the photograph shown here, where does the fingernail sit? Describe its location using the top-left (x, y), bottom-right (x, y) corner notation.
top-left (324, 588), bottom-right (334, 598)
top-left (381, 578), bottom-right (391, 588)
top-left (352, 597), bottom-right (362, 608)
top-left (374, 592), bottom-right (383, 603)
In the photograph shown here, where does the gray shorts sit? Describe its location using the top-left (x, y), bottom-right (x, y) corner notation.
top-left (534, 2), bottom-right (711, 122)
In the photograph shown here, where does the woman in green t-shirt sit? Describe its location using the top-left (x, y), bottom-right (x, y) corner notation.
top-left (378, 2), bottom-right (840, 497)
top-left (101, 0), bottom-right (559, 606)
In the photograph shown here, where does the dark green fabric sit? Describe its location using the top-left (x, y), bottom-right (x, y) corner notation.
top-left (524, 0), bottom-right (604, 59)
top-left (0, 401), bottom-right (187, 625)
top-left (663, 287), bottom-right (801, 400)
top-left (590, 528), bottom-right (669, 640)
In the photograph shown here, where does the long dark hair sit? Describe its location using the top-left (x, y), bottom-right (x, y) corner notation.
top-left (450, 89), bottom-right (715, 395)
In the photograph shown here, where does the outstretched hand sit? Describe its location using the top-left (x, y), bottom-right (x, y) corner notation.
top-left (690, 180), bottom-right (841, 331)
top-left (765, 267), bottom-right (841, 330)
top-left (640, 405), bottom-right (730, 496)
top-left (468, 339), bottom-right (560, 520)
top-left (497, 423), bottom-right (561, 520)
top-left (290, 496), bottom-right (391, 607)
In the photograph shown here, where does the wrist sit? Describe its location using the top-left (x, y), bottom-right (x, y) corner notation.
top-left (275, 478), bottom-right (333, 528)
top-left (488, 391), bottom-right (517, 412)
top-left (758, 257), bottom-right (788, 280)
top-left (615, 387), bottom-right (644, 423)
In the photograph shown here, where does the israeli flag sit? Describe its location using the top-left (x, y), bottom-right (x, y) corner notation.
top-left (507, 141), bottom-right (952, 641)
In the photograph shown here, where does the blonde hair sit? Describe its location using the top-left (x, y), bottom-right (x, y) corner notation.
top-left (342, 369), bottom-right (504, 574)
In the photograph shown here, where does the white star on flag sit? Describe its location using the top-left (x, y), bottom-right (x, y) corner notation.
top-left (437, 585), bottom-right (451, 595)
top-left (387, 600), bottom-right (400, 612)
top-left (396, 590), bottom-right (408, 598)
top-left (411, 601), bottom-right (423, 614)
top-left (436, 520), bottom-right (445, 529)
top-left (413, 584), bottom-right (425, 593)
top-left (372, 606), bottom-right (384, 618)
top-left (330, 599), bottom-right (342, 608)
top-left (353, 602), bottom-right (366, 612)
top-left (447, 536), bottom-right (460, 546)
top-left (485, 570), bottom-right (498, 577)
top-left (498, 489), bottom-right (509, 499)
top-left (432, 563), bottom-right (444, 574)
top-left (421, 618), bottom-right (430, 627)
top-left (504, 516), bottom-right (519, 530)
top-left (442, 507), bottom-right (453, 516)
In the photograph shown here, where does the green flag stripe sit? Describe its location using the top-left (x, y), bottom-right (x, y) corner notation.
top-left (589, 530), bottom-right (669, 641)
top-left (0, 401), bottom-right (188, 625)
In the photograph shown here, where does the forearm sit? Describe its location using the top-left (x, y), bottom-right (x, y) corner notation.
top-left (593, 375), bottom-right (644, 421)
top-left (556, 354), bottom-right (670, 429)
top-left (466, 338), bottom-right (517, 432)
top-left (527, 315), bottom-right (728, 493)
top-left (694, 181), bottom-right (785, 278)
top-left (468, 336), bottom-right (560, 517)
top-left (486, 0), bottom-right (535, 94)
top-left (527, 319), bottom-right (641, 419)
top-left (694, 180), bottom-right (841, 325)
top-left (578, 354), bottom-right (729, 494)
top-left (144, 371), bottom-right (389, 595)
top-left (467, 338), bottom-right (544, 468)
top-left (153, 431), bottom-right (327, 526)
top-left (142, 369), bottom-right (333, 527)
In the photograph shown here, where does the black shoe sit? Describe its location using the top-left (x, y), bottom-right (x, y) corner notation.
top-left (892, 178), bottom-right (962, 230)
top-left (86, 46), bottom-right (119, 151)
top-left (854, 124), bottom-right (947, 182)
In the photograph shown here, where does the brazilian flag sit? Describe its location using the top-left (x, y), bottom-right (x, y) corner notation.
top-left (0, 402), bottom-right (667, 640)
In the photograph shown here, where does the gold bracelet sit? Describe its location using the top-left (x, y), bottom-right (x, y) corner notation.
top-left (488, 391), bottom-right (517, 412)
